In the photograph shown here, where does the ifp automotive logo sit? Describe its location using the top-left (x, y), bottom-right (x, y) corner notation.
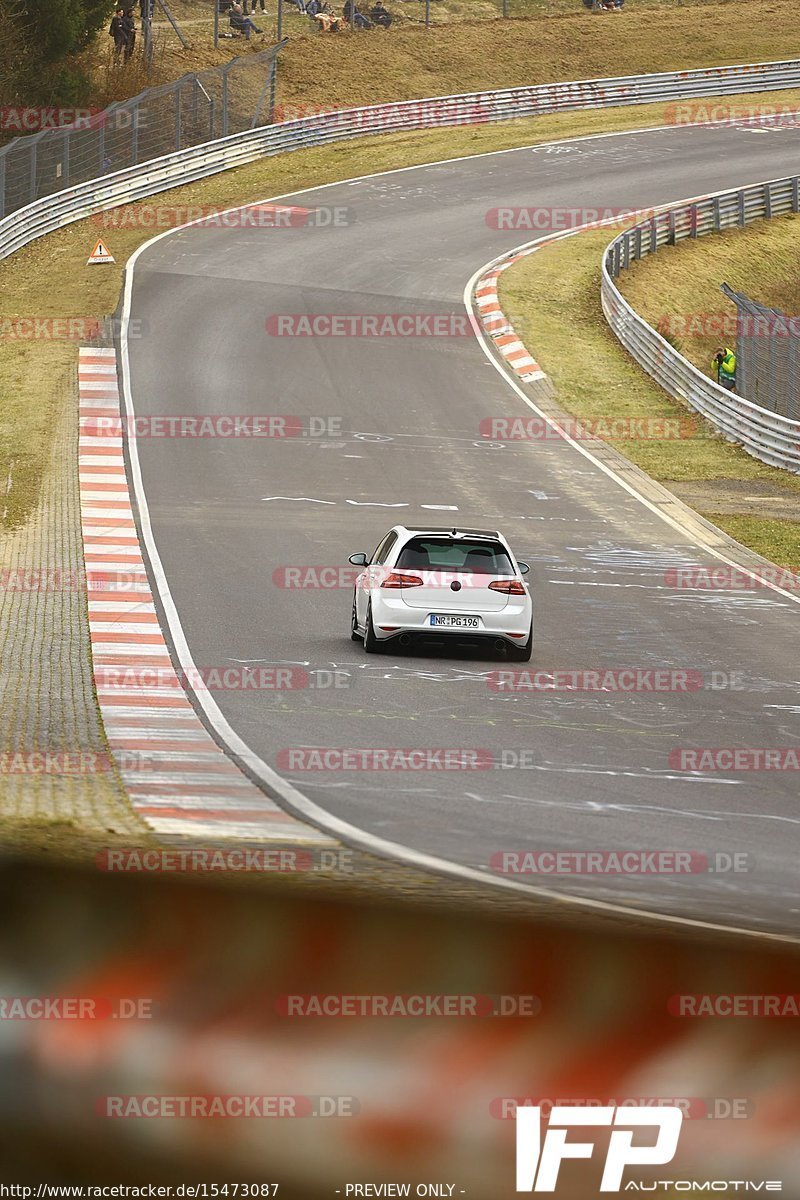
top-left (515, 1105), bottom-right (683, 1192)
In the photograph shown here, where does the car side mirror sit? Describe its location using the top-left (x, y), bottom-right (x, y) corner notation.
top-left (518, 562), bottom-right (530, 575)
top-left (349, 553), bottom-right (368, 566)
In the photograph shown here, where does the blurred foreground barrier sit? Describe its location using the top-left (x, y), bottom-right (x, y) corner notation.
top-left (602, 177), bottom-right (800, 474)
top-left (0, 858), bottom-right (798, 1196)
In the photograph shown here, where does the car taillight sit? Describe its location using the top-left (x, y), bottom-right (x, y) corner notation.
top-left (488, 579), bottom-right (526, 595)
top-left (381, 572), bottom-right (424, 589)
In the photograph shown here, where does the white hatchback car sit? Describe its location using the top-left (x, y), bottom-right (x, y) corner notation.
top-left (349, 526), bottom-right (533, 660)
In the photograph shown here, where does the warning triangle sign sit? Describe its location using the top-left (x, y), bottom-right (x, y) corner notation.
top-left (88, 239), bottom-right (115, 265)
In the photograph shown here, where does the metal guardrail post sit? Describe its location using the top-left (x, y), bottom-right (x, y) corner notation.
top-left (222, 65), bottom-right (230, 138)
top-left (131, 101), bottom-right (140, 165)
top-left (738, 191), bottom-right (746, 227)
top-left (175, 88), bottom-right (182, 151)
top-left (29, 139), bottom-right (37, 205)
top-left (789, 335), bottom-right (799, 422)
top-left (251, 40), bottom-right (285, 128)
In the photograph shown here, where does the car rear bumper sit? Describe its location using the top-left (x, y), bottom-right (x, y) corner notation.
top-left (369, 592), bottom-right (532, 643)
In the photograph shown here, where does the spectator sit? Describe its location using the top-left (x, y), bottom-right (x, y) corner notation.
top-left (313, 3), bottom-right (343, 30)
top-left (343, 0), bottom-right (372, 26)
top-left (250, 0), bottom-right (267, 11)
top-left (712, 346), bottom-right (736, 391)
top-left (306, 0), bottom-right (321, 14)
top-left (122, 8), bottom-right (137, 60)
top-left (230, 0), bottom-right (264, 35)
top-left (109, 6), bottom-right (127, 61)
top-left (139, 0), bottom-right (154, 16)
top-left (370, 1), bottom-right (391, 25)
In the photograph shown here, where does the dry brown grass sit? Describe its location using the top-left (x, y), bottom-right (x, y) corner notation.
top-left (78, 0), bottom-right (800, 116)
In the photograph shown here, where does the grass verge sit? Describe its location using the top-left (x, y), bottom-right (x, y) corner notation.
top-left (619, 211), bottom-right (800, 379)
top-left (499, 226), bottom-right (800, 567)
top-left (84, 0), bottom-right (800, 116)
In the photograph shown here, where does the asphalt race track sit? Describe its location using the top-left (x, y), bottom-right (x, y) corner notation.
top-left (123, 120), bottom-right (800, 937)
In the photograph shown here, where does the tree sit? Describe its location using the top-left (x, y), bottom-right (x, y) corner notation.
top-left (0, 1), bottom-right (35, 108)
top-left (20, 0), bottom-right (116, 63)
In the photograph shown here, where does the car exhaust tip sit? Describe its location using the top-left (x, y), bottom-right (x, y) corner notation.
top-left (399, 634), bottom-right (412, 646)
top-left (494, 639), bottom-right (507, 652)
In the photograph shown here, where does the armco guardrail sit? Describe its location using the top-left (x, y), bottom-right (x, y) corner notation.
top-left (602, 177), bottom-right (800, 474)
top-left (3, 58), bottom-right (800, 264)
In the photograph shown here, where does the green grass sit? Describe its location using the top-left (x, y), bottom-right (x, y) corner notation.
top-left (499, 225), bottom-right (800, 566)
top-left (620, 212), bottom-right (800, 382)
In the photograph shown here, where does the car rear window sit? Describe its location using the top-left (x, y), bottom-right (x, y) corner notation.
top-left (395, 538), bottom-right (514, 575)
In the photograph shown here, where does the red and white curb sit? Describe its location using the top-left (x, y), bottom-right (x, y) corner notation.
top-left (474, 256), bottom-right (547, 383)
top-left (79, 346), bottom-right (332, 846)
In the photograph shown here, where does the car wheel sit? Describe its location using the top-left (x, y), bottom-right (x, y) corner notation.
top-left (351, 596), bottom-right (362, 641)
top-left (363, 602), bottom-right (384, 654)
top-left (509, 622), bottom-right (533, 662)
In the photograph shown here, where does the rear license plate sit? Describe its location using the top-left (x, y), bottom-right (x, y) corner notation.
top-left (429, 614), bottom-right (481, 629)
